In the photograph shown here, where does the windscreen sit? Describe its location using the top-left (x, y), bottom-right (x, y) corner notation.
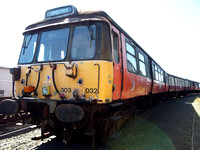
top-left (18, 22), bottom-right (112, 64)
top-left (18, 34), bottom-right (38, 63)
top-left (37, 28), bottom-right (70, 62)
top-left (71, 25), bottom-right (96, 60)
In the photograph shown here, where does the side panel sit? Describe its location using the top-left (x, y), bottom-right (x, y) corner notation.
top-left (165, 73), bottom-right (169, 92)
top-left (120, 34), bottom-right (151, 99)
top-left (111, 26), bottom-right (122, 100)
top-left (151, 60), bottom-right (165, 94)
top-left (169, 75), bottom-right (175, 92)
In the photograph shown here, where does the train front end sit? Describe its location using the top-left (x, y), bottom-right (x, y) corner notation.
top-left (0, 5), bottom-right (114, 140)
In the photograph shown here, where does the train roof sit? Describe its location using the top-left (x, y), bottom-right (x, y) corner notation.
top-left (25, 6), bottom-right (165, 71)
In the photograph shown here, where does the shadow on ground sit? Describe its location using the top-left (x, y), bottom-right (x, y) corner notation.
top-left (35, 94), bottom-right (200, 150)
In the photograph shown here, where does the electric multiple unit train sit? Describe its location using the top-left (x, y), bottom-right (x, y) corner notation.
top-left (0, 5), bottom-right (199, 143)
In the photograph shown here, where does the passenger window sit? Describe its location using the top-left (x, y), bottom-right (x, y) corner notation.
top-left (126, 42), bottom-right (137, 73)
top-left (161, 71), bottom-right (164, 82)
top-left (154, 65), bottom-right (159, 80)
top-left (113, 32), bottom-right (119, 63)
top-left (138, 53), bottom-right (146, 76)
top-left (158, 69), bottom-right (161, 81)
top-left (165, 74), bottom-right (169, 84)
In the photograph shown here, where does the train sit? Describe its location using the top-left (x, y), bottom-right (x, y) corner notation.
top-left (0, 5), bottom-right (200, 144)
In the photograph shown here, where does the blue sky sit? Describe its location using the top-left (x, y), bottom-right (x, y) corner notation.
top-left (0, 0), bottom-right (199, 82)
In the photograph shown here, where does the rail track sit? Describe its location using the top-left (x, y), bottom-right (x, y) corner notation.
top-left (0, 126), bottom-right (55, 150)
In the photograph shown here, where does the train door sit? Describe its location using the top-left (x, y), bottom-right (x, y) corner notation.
top-left (112, 26), bottom-right (122, 100)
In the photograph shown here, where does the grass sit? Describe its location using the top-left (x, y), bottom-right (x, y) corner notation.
top-left (105, 117), bottom-right (175, 150)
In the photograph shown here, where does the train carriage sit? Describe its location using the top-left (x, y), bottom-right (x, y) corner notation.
top-left (168, 74), bottom-right (176, 98)
top-left (0, 5), bottom-right (155, 142)
top-left (174, 76), bottom-right (185, 97)
top-left (199, 83), bottom-right (200, 91)
top-left (164, 72), bottom-right (170, 93)
top-left (120, 34), bottom-right (152, 99)
top-left (184, 79), bottom-right (190, 96)
top-left (194, 82), bottom-right (199, 93)
top-left (190, 80), bottom-right (195, 92)
top-left (0, 5), bottom-right (199, 144)
top-left (151, 60), bottom-right (166, 94)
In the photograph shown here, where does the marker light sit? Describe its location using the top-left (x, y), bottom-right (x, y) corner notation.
top-left (45, 5), bottom-right (78, 20)
top-left (42, 84), bottom-right (51, 96)
top-left (24, 86), bottom-right (35, 93)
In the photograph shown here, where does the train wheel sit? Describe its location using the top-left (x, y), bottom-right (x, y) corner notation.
top-left (96, 118), bottom-right (110, 144)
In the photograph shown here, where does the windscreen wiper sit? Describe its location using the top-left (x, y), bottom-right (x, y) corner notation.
top-left (22, 35), bottom-right (33, 49)
top-left (22, 35), bottom-right (33, 55)
top-left (86, 22), bottom-right (94, 41)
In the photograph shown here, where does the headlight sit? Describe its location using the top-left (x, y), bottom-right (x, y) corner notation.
top-left (72, 88), bottom-right (82, 99)
top-left (42, 84), bottom-right (51, 96)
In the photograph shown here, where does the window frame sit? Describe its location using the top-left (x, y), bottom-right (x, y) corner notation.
top-left (112, 31), bottom-right (119, 64)
top-left (18, 33), bottom-right (39, 64)
top-left (153, 62), bottom-right (165, 82)
top-left (70, 23), bottom-right (97, 61)
top-left (125, 40), bottom-right (137, 74)
top-left (36, 27), bottom-right (70, 62)
top-left (138, 52), bottom-right (147, 76)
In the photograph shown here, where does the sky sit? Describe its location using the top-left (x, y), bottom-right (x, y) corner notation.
top-left (0, 0), bottom-right (199, 82)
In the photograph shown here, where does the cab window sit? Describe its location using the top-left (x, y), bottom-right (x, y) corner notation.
top-left (71, 25), bottom-right (96, 60)
top-left (37, 28), bottom-right (70, 62)
top-left (19, 34), bottom-right (38, 64)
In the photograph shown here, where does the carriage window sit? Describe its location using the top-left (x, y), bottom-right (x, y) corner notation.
top-left (165, 74), bottom-right (169, 84)
top-left (113, 32), bottom-right (119, 63)
top-left (160, 71), bottom-right (164, 82)
top-left (139, 53), bottom-right (146, 76)
top-left (154, 65), bottom-right (159, 80)
top-left (71, 25), bottom-right (96, 60)
top-left (126, 43), bottom-right (135, 55)
top-left (170, 76), bottom-right (175, 85)
top-left (171, 78), bottom-right (173, 85)
top-left (37, 28), bottom-right (69, 62)
top-left (126, 42), bottom-right (137, 73)
top-left (158, 69), bottom-right (161, 81)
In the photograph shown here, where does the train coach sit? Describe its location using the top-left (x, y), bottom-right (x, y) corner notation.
top-left (0, 5), bottom-right (200, 143)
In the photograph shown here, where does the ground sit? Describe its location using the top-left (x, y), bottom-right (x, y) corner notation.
top-left (0, 94), bottom-right (200, 149)
top-left (106, 94), bottom-right (200, 150)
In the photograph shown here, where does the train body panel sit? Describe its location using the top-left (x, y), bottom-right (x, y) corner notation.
top-left (168, 74), bottom-right (176, 92)
top-left (120, 33), bottom-right (151, 99)
top-left (174, 76), bottom-right (185, 92)
top-left (112, 26), bottom-right (123, 101)
top-left (164, 73), bottom-right (169, 92)
top-left (15, 61), bottom-right (113, 103)
top-left (151, 60), bottom-right (165, 94)
top-left (152, 81), bottom-right (165, 94)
